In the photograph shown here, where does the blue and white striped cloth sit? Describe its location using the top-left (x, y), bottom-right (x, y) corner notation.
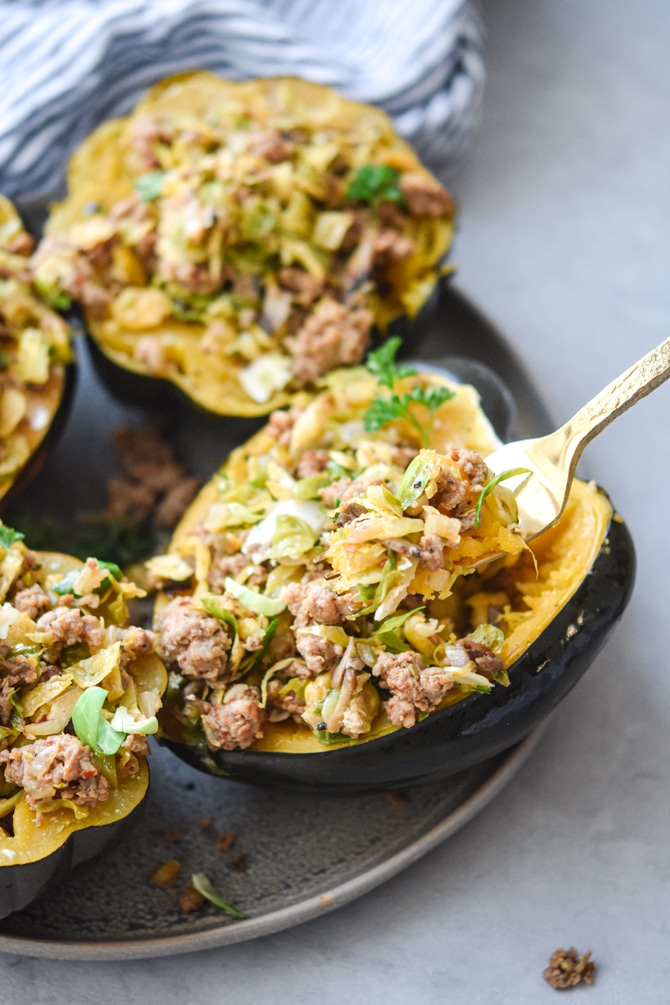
top-left (0, 0), bottom-right (485, 199)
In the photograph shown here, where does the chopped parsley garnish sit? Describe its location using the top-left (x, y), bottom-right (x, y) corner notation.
top-left (364, 338), bottom-right (454, 444)
top-left (365, 336), bottom-right (416, 388)
top-left (347, 164), bottom-right (404, 204)
top-left (364, 382), bottom-right (454, 446)
top-left (0, 525), bottom-right (24, 550)
top-left (134, 170), bottom-right (167, 202)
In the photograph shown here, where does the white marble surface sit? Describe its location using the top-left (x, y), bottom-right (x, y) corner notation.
top-left (2, 0), bottom-right (670, 1000)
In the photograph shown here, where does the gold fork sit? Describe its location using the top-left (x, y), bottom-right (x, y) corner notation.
top-left (482, 336), bottom-right (670, 542)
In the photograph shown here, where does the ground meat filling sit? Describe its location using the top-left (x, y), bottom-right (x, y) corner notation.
top-left (384, 533), bottom-right (445, 570)
top-left (319, 474), bottom-right (385, 509)
top-left (200, 686), bottom-right (266, 751)
top-left (0, 657), bottom-right (39, 727)
top-left (372, 650), bottom-right (454, 729)
top-left (35, 608), bottom-right (107, 661)
top-left (284, 297), bottom-right (373, 385)
top-left (115, 625), bottom-right (157, 670)
top-left (12, 583), bottom-right (51, 620)
top-left (431, 447), bottom-right (489, 520)
top-left (295, 633), bottom-right (344, 676)
top-left (155, 596), bottom-right (232, 684)
top-left (266, 677), bottom-right (307, 722)
top-left (0, 734), bottom-right (109, 809)
top-left (283, 578), bottom-right (353, 630)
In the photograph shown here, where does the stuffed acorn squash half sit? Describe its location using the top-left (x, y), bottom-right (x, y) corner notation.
top-left (0, 528), bottom-right (166, 919)
top-left (149, 343), bottom-right (635, 789)
top-left (32, 72), bottom-right (454, 416)
top-left (0, 196), bottom-right (75, 508)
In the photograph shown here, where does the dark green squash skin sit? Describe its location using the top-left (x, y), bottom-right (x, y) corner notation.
top-left (0, 801), bottom-right (143, 921)
top-left (161, 510), bottom-right (635, 792)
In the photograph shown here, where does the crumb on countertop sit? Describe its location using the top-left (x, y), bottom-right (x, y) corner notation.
top-left (544, 947), bottom-right (596, 990)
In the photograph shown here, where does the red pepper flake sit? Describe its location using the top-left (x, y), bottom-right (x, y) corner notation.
top-left (200, 817), bottom-right (213, 830)
top-left (232, 854), bottom-right (246, 872)
top-left (164, 827), bottom-right (181, 842)
top-left (81, 768), bottom-right (97, 778)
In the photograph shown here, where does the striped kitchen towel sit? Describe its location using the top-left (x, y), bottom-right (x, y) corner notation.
top-left (0, 0), bottom-right (485, 199)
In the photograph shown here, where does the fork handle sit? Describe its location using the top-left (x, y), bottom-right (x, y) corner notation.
top-left (551, 335), bottom-right (670, 474)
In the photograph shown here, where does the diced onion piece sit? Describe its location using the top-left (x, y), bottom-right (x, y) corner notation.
top-left (0, 603), bottom-right (20, 639)
top-left (238, 353), bottom-right (292, 404)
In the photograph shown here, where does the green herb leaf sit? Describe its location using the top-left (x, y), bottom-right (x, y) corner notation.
top-left (406, 384), bottom-right (454, 414)
top-left (98, 560), bottom-right (123, 582)
top-left (363, 341), bottom-right (453, 444)
top-left (473, 467), bottom-right (532, 528)
top-left (347, 164), bottom-right (404, 204)
top-left (364, 384), bottom-right (453, 445)
top-left (365, 336), bottom-right (415, 389)
top-left (191, 873), bottom-right (248, 919)
top-left (0, 525), bottom-right (24, 551)
top-left (134, 171), bottom-right (167, 201)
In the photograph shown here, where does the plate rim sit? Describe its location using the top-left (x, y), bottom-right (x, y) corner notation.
top-left (0, 725), bottom-right (545, 961)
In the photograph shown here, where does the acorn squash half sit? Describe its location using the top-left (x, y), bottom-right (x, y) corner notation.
top-left (33, 72), bottom-right (454, 416)
top-left (0, 535), bottom-right (166, 918)
top-left (0, 197), bottom-right (75, 509)
top-left (150, 362), bottom-right (635, 789)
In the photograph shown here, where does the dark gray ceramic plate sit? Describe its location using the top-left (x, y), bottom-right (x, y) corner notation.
top-left (0, 276), bottom-right (554, 960)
